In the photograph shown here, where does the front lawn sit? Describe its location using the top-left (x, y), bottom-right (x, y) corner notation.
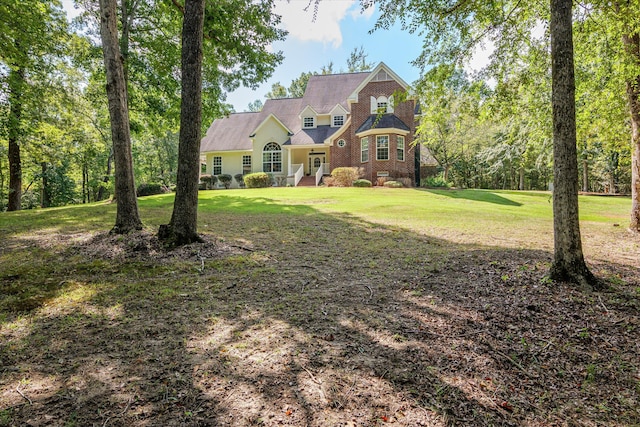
top-left (1, 188), bottom-right (638, 426)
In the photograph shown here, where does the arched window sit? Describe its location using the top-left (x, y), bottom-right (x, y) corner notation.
top-left (370, 95), bottom-right (395, 114)
top-left (262, 142), bottom-right (282, 173)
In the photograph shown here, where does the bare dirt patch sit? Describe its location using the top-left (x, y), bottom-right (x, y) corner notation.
top-left (1, 214), bottom-right (639, 426)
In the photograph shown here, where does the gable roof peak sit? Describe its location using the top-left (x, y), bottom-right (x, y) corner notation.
top-left (347, 62), bottom-right (410, 103)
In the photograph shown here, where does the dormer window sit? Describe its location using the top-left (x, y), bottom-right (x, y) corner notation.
top-left (332, 115), bottom-right (344, 127)
top-left (377, 101), bottom-right (388, 113)
top-left (303, 117), bottom-right (315, 128)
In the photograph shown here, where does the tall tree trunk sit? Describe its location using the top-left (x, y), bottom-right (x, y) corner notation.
top-left (158, 0), bottom-right (205, 246)
top-left (99, 0), bottom-right (142, 233)
top-left (549, 0), bottom-right (600, 290)
top-left (623, 33), bottom-right (640, 232)
top-left (7, 67), bottom-right (25, 212)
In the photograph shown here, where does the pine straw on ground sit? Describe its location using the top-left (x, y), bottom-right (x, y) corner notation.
top-left (0, 213), bottom-right (639, 427)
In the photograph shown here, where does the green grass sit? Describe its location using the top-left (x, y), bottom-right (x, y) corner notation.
top-left (0, 187), bottom-right (631, 246)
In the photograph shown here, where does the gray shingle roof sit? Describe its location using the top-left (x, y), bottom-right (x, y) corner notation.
top-left (201, 72), bottom-right (372, 152)
top-left (285, 126), bottom-right (340, 145)
top-left (200, 112), bottom-right (262, 152)
top-left (303, 72), bottom-right (369, 113)
top-left (355, 114), bottom-right (411, 134)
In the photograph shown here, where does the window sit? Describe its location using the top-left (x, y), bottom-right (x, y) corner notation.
top-left (332, 115), bottom-right (344, 127)
top-left (376, 135), bottom-right (389, 161)
top-left (337, 139), bottom-right (346, 148)
top-left (242, 155), bottom-right (252, 174)
top-left (370, 95), bottom-right (394, 114)
top-left (397, 136), bottom-right (405, 161)
top-left (303, 117), bottom-right (315, 128)
top-left (212, 156), bottom-right (222, 175)
top-left (361, 137), bottom-right (369, 162)
top-left (262, 142), bottom-right (282, 173)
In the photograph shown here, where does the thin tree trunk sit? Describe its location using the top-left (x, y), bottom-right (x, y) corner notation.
top-left (97, 146), bottom-right (114, 201)
top-left (519, 165), bottom-right (525, 190)
top-left (158, 0), bottom-right (205, 246)
top-left (623, 33), bottom-right (640, 232)
top-left (549, 0), bottom-right (600, 290)
top-left (99, 0), bottom-right (142, 233)
top-left (41, 162), bottom-right (51, 208)
top-left (582, 158), bottom-right (588, 192)
top-left (7, 67), bottom-right (24, 212)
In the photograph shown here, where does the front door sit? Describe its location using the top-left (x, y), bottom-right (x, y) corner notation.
top-left (309, 154), bottom-right (325, 175)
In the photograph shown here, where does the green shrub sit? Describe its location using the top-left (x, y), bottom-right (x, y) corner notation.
top-left (331, 167), bottom-right (363, 187)
top-left (218, 174), bottom-right (233, 189)
top-left (20, 191), bottom-right (40, 209)
top-left (244, 172), bottom-right (271, 188)
top-left (137, 183), bottom-right (170, 197)
top-left (353, 179), bottom-right (372, 187)
top-left (421, 176), bottom-right (451, 188)
top-left (383, 180), bottom-right (403, 188)
top-left (200, 174), bottom-right (218, 190)
top-left (234, 174), bottom-right (245, 188)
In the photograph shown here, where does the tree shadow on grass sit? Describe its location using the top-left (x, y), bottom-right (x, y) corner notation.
top-left (1, 194), bottom-right (638, 426)
top-left (421, 188), bottom-right (523, 207)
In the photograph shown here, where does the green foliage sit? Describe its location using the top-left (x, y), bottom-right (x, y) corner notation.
top-left (288, 72), bottom-right (315, 98)
top-left (331, 167), bottom-right (363, 187)
top-left (244, 172), bottom-right (271, 188)
top-left (200, 174), bottom-right (218, 190)
top-left (346, 46), bottom-right (374, 72)
top-left (353, 179), bottom-right (372, 187)
top-left (234, 174), bottom-right (245, 188)
top-left (136, 183), bottom-right (169, 197)
top-left (37, 161), bottom-right (78, 207)
top-left (421, 176), bottom-right (451, 188)
top-left (383, 181), bottom-right (404, 188)
top-left (218, 174), bottom-right (233, 189)
top-left (20, 191), bottom-right (40, 210)
top-left (265, 82), bottom-right (288, 99)
top-left (247, 99), bottom-right (263, 112)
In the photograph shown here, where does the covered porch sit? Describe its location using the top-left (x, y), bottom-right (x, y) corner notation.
top-left (285, 146), bottom-right (331, 187)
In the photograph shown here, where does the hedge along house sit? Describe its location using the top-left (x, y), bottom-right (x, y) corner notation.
top-left (200, 62), bottom-right (419, 187)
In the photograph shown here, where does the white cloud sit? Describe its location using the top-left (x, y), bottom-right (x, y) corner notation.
top-left (350, 2), bottom-right (375, 20)
top-left (274, 0), bottom-right (371, 48)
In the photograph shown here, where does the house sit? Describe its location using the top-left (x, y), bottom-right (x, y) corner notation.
top-left (200, 62), bottom-right (419, 187)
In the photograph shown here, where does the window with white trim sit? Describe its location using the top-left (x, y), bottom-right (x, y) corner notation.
top-left (337, 139), bottom-right (346, 148)
top-left (397, 136), bottom-right (405, 161)
top-left (332, 115), bottom-right (344, 127)
top-left (262, 142), bottom-right (282, 172)
top-left (242, 155), bottom-right (252, 174)
top-left (376, 135), bottom-right (389, 161)
top-left (370, 95), bottom-right (395, 114)
top-left (212, 156), bottom-right (222, 175)
top-left (303, 117), bottom-right (315, 128)
top-left (361, 137), bottom-right (369, 162)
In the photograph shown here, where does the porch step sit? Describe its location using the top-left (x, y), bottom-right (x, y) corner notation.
top-left (296, 176), bottom-right (317, 187)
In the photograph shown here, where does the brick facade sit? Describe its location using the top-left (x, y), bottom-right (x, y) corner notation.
top-left (330, 79), bottom-right (416, 185)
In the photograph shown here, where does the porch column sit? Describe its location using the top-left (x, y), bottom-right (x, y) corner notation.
top-left (287, 147), bottom-right (293, 176)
